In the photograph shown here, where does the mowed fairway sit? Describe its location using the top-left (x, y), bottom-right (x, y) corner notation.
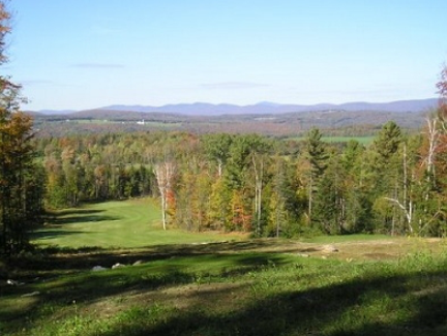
top-left (33, 199), bottom-right (240, 248)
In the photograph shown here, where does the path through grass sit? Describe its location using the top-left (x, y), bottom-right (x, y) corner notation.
top-left (33, 199), bottom-right (241, 248)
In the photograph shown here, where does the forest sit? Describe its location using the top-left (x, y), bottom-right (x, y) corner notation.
top-left (33, 110), bottom-right (447, 238)
top-left (6, 3), bottom-right (447, 335)
top-left (1, 0), bottom-right (447, 256)
top-left (2, 74), bottom-right (447, 255)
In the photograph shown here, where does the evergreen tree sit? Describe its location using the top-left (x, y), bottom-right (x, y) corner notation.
top-left (303, 128), bottom-right (328, 224)
top-left (369, 122), bottom-right (407, 234)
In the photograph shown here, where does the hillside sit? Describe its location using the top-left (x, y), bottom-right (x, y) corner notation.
top-left (100, 98), bottom-right (438, 115)
top-left (30, 107), bottom-right (428, 138)
top-left (30, 98), bottom-right (438, 117)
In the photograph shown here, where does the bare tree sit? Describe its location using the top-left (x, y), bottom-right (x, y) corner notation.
top-left (154, 161), bottom-right (175, 230)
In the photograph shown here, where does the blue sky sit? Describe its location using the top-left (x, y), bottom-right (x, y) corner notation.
top-left (4, 0), bottom-right (447, 110)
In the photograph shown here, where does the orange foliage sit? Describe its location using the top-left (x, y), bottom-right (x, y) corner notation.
top-left (230, 190), bottom-right (252, 232)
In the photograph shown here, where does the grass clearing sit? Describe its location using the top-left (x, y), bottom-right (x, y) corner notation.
top-left (302, 233), bottom-right (390, 243)
top-left (288, 135), bottom-right (375, 145)
top-left (2, 238), bottom-right (447, 335)
top-left (33, 199), bottom-right (242, 248)
top-left (321, 136), bottom-right (375, 145)
top-left (2, 200), bottom-right (447, 335)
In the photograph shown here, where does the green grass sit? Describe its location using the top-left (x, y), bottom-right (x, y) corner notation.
top-left (288, 136), bottom-right (375, 145)
top-left (33, 199), bottom-right (239, 248)
top-left (3, 200), bottom-right (446, 335)
top-left (303, 233), bottom-right (390, 244)
top-left (2, 241), bottom-right (447, 336)
top-left (321, 135), bottom-right (375, 145)
top-left (70, 119), bottom-right (182, 128)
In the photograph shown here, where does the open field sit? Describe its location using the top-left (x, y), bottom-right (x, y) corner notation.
top-left (33, 199), bottom-right (243, 248)
top-left (2, 237), bottom-right (447, 335)
top-left (321, 135), bottom-right (375, 145)
top-left (68, 119), bottom-right (183, 128)
top-left (288, 135), bottom-right (375, 145)
top-left (2, 200), bottom-right (446, 335)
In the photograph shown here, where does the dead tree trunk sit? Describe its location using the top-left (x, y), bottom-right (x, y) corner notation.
top-left (154, 161), bottom-right (175, 230)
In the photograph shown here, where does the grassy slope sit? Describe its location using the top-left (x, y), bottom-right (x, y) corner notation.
top-left (321, 135), bottom-right (375, 145)
top-left (287, 136), bottom-right (375, 145)
top-left (2, 200), bottom-right (447, 335)
top-left (34, 199), bottom-right (240, 248)
top-left (1, 238), bottom-right (447, 335)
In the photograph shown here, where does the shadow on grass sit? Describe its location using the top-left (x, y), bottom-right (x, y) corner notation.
top-left (43, 208), bottom-right (121, 226)
top-left (94, 270), bottom-right (447, 336)
top-left (30, 230), bottom-right (86, 240)
top-left (147, 239), bottom-right (320, 255)
top-left (47, 209), bottom-right (104, 217)
top-left (49, 214), bottom-right (121, 225)
top-left (12, 240), bottom-right (297, 274)
top-left (0, 269), bottom-right (198, 326)
top-left (3, 248), bottom-right (447, 335)
top-left (0, 253), bottom-right (284, 333)
top-left (0, 240), bottom-right (314, 285)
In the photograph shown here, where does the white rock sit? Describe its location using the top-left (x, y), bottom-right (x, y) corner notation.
top-left (323, 245), bottom-right (339, 253)
top-left (92, 266), bottom-right (107, 272)
top-left (112, 263), bottom-right (125, 269)
top-left (7, 279), bottom-right (23, 286)
top-left (21, 291), bottom-right (40, 297)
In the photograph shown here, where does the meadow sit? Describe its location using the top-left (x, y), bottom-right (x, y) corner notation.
top-left (288, 135), bottom-right (376, 145)
top-left (321, 135), bottom-right (375, 145)
top-left (1, 199), bottom-right (447, 336)
top-left (34, 199), bottom-right (241, 248)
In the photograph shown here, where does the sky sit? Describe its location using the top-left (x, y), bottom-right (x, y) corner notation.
top-left (3, 0), bottom-right (447, 111)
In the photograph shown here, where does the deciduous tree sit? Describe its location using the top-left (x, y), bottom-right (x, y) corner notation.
top-left (0, 1), bottom-right (43, 255)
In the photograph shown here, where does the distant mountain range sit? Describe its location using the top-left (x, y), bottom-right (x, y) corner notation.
top-left (33, 98), bottom-right (438, 116)
top-left (36, 109), bottom-right (77, 115)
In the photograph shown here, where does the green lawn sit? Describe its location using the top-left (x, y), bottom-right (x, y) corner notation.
top-left (2, 239), bottom-right (447, 336)
top-left (2, 200), bottom-right (445, 335)
top-left (303, 233), bottom-right (390, 244)
top-left (321, 135), bottom-right (375, 145)
top-left (287, 136), bottom-right (375, 145)
top-left (71, 119), bottom-right (182, 128)
top-left (33, 199), bottom-right (240, 248)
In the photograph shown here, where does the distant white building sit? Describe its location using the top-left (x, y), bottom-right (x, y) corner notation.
top-left (137, 119), bottom-right (145, 125)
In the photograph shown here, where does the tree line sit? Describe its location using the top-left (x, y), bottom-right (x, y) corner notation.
top-left (2, 0), bottom-right (447, 256)
top-left (0, 3), bottom-right (44, 255)
top-left (3, 103), bottom-right (447, 256)
top-left (33, 104), bottom-right (447, 238)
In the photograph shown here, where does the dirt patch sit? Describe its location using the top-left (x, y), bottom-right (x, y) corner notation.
top-left (248, 238), bottom-right (447, 262)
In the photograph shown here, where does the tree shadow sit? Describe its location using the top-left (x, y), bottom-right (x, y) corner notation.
top-left (47, 209), bottom-right (104, 217)
top-left (48, 214), bottom-right (120, 225)
top-left (43, 208), bottom-right (121, 226)
top-left (3, 250), bottom-right (447, 335)
top-left (0, 253), bottom-right (284, 333)
top-left (148, 239), bottom-right (320, 255)
top-left (9, 246), bottom-right (289, 276)
top-left (92, 269), bottom-right (447, 336)
top-left (30, 230), bottom-right (86, 240)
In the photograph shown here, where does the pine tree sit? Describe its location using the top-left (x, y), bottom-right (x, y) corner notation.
top-left (303, 128), bottom-right (328, 223)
